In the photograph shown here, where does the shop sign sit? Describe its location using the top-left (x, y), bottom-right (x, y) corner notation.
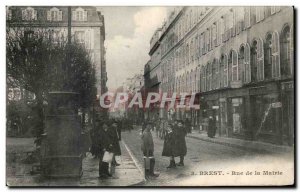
top-left (249, 86), bottom-right (267, 95)
top-left (271, 102), bottom-right (282, 108)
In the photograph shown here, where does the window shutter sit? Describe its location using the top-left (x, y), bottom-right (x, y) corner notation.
top-left (290, 25), bottom-right (294, 76)
top-left (83, 11), bottom-right (87, 21)
top-left (72, 11), bottom-right (76, 20)
top-left (245, 43), bottom-right (251, 83)
top-left (47, 11), bottom-right (51, 21)
top-left (58, 11), bottom-right (62, 21)
top-left (215, 59), bottom-right (220, 89)
top-left (271, 32), bottom-right (280, 78)
top-left (224, 54), bottom-right (228, 87)
top-left (257, 38), bottom-right (264, 81)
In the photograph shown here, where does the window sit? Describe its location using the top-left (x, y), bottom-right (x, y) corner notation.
top-left (72, 7), bottom-right (87, 21)
top-left (218, 17), bottom-right (224, 44)
top-left (207, 28), bottom-right (211, 51)
top-left (197, 67), bottom-right (201, 92)
top-left (239, 46), bottom-right (245, 83)
top-left (244, 43), bottom-right (251, 83)
top-left (206, 62), bottom-right (212, 91)
top-left (280, 26), bottom-right (292, 77)
top-left (212, 58), bottom-right (219, 89)
top-left (190, 40), bottom-right (194, 63)
top-left (200, 32), bottom-right (204, 55)
top-left (201, 66), bottom-right (206, 92)
top-left (220, 54), bottom-right (228, 87)
top-left (229, 50), bottom-right (238, 82)
top-left (244, 7), bottom-right (251, 28)
top-left (22, 7), bottom-right (37, 21)
top-left (212, 23), bottom-right (217, 47)
top-left (195, 67), bottom-right (199, 92)
top-left (256, 7), bottom-right (265, 23)
top-left (227, 10), bottom-right (234, 29)
top-left (270, 31), bottom-right (280, 78)
top-left (271, 6), bottom-right (281, 15)
top-left (264, 34), bottom-right (273, 79)
top-left (256, 38), bottom-right (264, 81)
top-left (235, 7), bottom-right (244, 34)
top-left (251, 38), bottom-right (264, 81)
top-left (47, 7), bottom-right (62, 21)
top-left (75, 31), bottom-right (85, 44)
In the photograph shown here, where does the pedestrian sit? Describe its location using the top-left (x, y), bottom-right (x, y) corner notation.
top-left (173, 120), bottom-right (187, 166)
top-left (110, 120), bottom-right (121, 166)
top-left (185, 118), bottom-right (192, 134)
top-left (162, 122), bottom-right (176, 168)
top-left (90, 120), bottom-right (101, 158)
top-left (98, 122), bottom-right (114, 179)
top-left (155, 119), bottom-right (160, 137)
top-left (207, 116), bottom-right (217, 138)
top-left (141, 122), bottom-right (159, 179)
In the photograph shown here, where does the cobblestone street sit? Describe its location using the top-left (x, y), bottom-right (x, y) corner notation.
top-left (121, 126), bottom-right (294, 186)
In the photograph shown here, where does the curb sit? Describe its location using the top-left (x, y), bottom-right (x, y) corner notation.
top-left (187, 134), bottom-right (293, 154)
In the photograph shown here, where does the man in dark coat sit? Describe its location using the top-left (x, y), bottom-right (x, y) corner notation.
top-left (110, 120), bottom-right (121, 166)
top-left (162, 122), bottom-right (177, 168)
top-left (185, 118), bottom-right (192, 133)
top-left (173, 120), bottom-right (187, 166)
top-left (98, 123), bottom-right (113, 179)
top-left (90, 119), bottom-right (102, 158)
top-left (207, 116), bottom-right (217, 138)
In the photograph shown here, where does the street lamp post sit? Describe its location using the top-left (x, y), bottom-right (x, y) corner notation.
top-left (40, 6), bottom-right (83, 178)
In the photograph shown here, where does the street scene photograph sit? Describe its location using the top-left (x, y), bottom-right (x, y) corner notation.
top-left (5, 5), bottom-right (294, 187)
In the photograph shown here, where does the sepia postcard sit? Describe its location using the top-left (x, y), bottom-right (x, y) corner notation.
top-left (6, 6), bottom-right (295, 187)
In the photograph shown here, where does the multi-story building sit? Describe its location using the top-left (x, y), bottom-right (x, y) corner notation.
top-left (144, 6), bottom-right (294, 145)
top-left (6, 6), bottom-right (107, 97)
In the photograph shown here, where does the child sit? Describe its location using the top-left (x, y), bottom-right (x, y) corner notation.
top-left (141, 122), bottom-right (159, 179)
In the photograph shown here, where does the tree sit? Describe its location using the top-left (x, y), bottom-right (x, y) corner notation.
top-left (6, 28), bottom-right (96, 143)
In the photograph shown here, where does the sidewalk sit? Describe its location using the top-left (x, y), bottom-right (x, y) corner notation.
top-left (186, 131), bottom-right (294, 154)
top-left (7, 138), bottom-right (144, 186)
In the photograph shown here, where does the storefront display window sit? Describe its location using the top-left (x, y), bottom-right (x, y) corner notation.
top-left (231, 98), bottom-right (243, 134)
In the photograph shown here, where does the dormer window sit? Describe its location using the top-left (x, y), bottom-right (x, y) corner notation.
top-left (72, 7), bottom-right (87, 21)
top-left (22, 7), bottom-right (37, 21)
top-left (47, 7), bottom-right (62, 21)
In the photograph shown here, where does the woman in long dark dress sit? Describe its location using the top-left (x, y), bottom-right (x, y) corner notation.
top-left (98, 123), bottom-right (114, 179)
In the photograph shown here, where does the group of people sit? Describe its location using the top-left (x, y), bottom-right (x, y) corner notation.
top-left (141, 119), bottom-right (188, 179)
top-left (90, 118), bottom-right (122, 179)
top-left (90, 115), bottom-right (216, 180)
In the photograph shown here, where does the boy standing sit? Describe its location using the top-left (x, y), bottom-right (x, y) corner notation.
top-left (141, 122), bottom-right (159, 179)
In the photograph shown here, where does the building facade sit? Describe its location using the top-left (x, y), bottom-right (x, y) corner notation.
top-left (144, 6), bottom-right (294, 145)
top-left (6, 6), bottom-right (107, 96)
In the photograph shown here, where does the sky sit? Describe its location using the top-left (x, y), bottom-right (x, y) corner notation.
top-left (97, 7), bottom-right (174, 90)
